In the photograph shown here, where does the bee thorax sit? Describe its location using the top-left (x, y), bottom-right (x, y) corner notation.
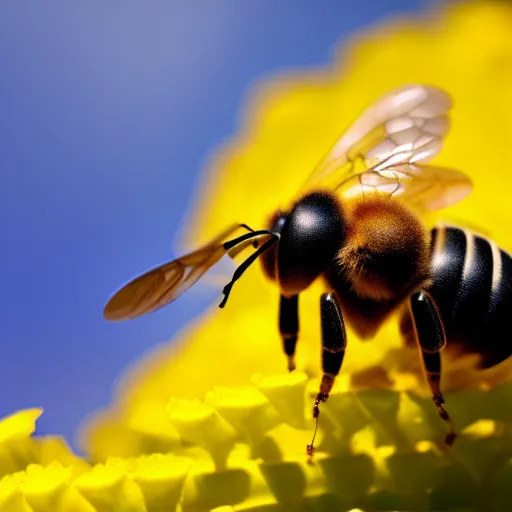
top-left (338, 196), bottom-right (430, 301)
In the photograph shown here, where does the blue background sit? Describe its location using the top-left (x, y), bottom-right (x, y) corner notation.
top-left (0, 0), bottom-right (429, 447)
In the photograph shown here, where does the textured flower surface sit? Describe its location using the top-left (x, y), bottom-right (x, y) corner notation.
top-left (4, 1), bottom-right (512, 511)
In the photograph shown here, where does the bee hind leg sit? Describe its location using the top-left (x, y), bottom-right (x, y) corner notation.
top-left (410, 290), bottom-right (455, 446)
top-left (307, 292), bottom-right (347, 459)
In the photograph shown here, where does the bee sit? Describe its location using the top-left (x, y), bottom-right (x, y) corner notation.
top-left (104, 84), bottom-right (511, 456)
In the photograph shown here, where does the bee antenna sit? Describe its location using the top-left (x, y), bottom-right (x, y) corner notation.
top-left (239, 223), bottom-right (255, 233)
top-left (223, 229), bottom-right (272, 251)
top-left (219, 233), bottom-right (279, 308)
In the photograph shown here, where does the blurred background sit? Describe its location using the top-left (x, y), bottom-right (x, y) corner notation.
top-left (0, 0), bottom-right (433, 447)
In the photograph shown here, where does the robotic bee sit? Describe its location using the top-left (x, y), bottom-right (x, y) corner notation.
top-left (104, 84), bottom-right (512, 454)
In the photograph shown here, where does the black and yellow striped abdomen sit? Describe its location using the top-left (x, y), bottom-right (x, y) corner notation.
top-left (427, 225), bottom-right (512, 368)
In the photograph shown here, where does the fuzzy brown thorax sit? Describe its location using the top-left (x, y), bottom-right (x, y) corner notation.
top-left (338, 195), bottom-right (430, 302)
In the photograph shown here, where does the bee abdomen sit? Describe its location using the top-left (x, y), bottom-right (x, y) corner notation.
top-left (427, 225), bottom-right (512, 368)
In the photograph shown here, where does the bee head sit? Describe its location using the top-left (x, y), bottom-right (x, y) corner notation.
top-left (261, 192), bottom-right (347, 297)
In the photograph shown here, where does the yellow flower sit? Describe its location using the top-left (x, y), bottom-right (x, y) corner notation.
top-left (4, 1), bottom-right (512, 511)
top-left (0, 409), bottom-right (191, 512)
top-left (88, 0), bottom-right (512, 436)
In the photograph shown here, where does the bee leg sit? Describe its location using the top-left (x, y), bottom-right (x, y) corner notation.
top-left (279, 294), bottom-right (299, 372)
top-left (410, 290), bottom-right (455, 446)
top-left (307, 292), bottom-right (347, 460)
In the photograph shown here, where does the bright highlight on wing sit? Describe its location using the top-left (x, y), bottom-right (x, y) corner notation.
top-left (302, 84), bottom-right (472, 212)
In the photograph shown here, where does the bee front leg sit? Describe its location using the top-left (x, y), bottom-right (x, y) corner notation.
top-left (307, 292), bottom-right (347, 458)
top-left (279, 294), bottom-right (299, 372)
top-left (317, 292), bottom-right (347, 403)
top-left (410, 290), bottom-right (455, 446)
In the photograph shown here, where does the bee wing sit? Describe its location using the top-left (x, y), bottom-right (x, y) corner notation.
top-left (104, 224), bottom-right (262, 321)
top-left (300, 84), bottom-right (467, 211)
top-left (338, 164), bottom-right (473, 213)
top-left (387, 164), bottom-right (472, 212)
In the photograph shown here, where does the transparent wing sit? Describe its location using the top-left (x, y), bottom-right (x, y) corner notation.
top-left (104, 224), bottom-right (269, 321)
top-left (338, 164), bottom-right (473, 213)
top-left (389, 164), bottom-right (472, 212)
top-left (300, 84), bottom-right (470, 211)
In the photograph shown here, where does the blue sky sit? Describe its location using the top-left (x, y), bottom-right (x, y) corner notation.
top-left (0, 0), bottom-right (430, 447)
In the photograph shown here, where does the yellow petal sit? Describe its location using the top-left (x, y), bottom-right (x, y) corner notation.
top-left (23, 463), bottom-right (93, 512)
top-left (167, 398), bottom-right (237, 469)
top-left (131, 454), bottom-right (190, 512)
top-left (74, 460), bottom-right (146, 511)
top-left (0, 472), bottom-right (31, 512)
top-left (0, 409), bottom-right (42, 445)
top-left (0, 409), bottom-right (44, 479)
